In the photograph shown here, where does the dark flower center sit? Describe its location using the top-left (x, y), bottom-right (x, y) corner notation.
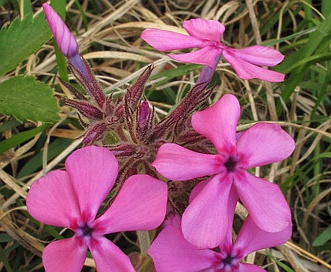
top-left (80, 223), bottom-right (94, 237)
top-left (222, 253), bottom-right (234, 265)
top-left (224, 156), bottom-right (237, 172)
top-left (214, 252), bottom-right (240, 271)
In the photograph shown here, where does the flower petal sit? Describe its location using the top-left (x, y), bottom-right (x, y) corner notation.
top-left (182, 175), bottom-right (235, 249)
top-left (189, 178), bottom-right (210, 202)
top-left (65, 146), bottom-right (118, 219)
top-left (234, 216), bottom-right (292, 258)
top-left (152, 143), bottom-right (222, 181)
top-left (95, 174), bottom-right (167, 234)
top-left (235, 171), bottom-right (292, 232)
top-left (148, 225), bottom-right (218, 272)
top-left (189, 177), bottom-right (238, 248)
top-left (26, 170), bottom-right (80, 228)
top-left (237, 123), bottom-right (295, 168)
top-left (168, 46), bottom-right (221, 68)
top-left (232, 45), bottom-right (284, 66)
top-left (191, 94), bottom-right (240, 153)
top-left (141, 29), bottom-right (207, 51)
top-left (89, 236), bottom-right (135, 272)
top-left (42, 3), bottom-right (78, 58)
top-left (183, 18), bottom-right (225, 42)
top-left (223, 48), bottom-right (285, 82)
top-left (43, 237), bottom-right (87, 272)
top-left (238, 263), bottom-right (266, 272)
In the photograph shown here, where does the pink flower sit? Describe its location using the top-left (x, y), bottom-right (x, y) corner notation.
top-left (26, 146), bottom-right (168, 272)
top-left (148, 211), bottom-right (292, 272)
top-left (152, 94), bottom-right (295, 248)
top-left (141, 18), bottom-right (285, 82)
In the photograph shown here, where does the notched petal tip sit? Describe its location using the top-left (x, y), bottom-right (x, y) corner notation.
top-left (183, 18), bottom-right (225, 42)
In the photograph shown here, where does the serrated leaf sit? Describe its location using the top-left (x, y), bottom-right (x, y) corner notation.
top-left (0, 76), bottom-right (60, 122)
top-left (0, 11), bottom-right (52, 76)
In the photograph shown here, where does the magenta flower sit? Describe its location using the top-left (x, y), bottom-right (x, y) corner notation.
top-left (152, 94), bottom-right (295, 248)
top-left (141, 18), bottom-right (285, 82)
top-left (148, 212), bottom-right (292, 272)
top-left (26, 146), bottom-right (168, 272)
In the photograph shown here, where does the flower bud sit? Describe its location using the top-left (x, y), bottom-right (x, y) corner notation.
top-left (138, 100), bottom-right (150, 129)
top-left (42, 3), bottom-right (78, 58)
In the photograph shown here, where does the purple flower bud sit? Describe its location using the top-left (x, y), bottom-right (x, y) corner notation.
top-left (42, 3), bottom-right (78, 58)
top-left (138, 100), bottom-right (150, 129)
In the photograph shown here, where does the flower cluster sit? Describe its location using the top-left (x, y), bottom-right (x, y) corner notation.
top-left (26, 4), bottom-right (295, 271)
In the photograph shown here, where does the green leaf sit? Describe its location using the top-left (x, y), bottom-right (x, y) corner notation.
top-left (18, 138), bottom-right (73, 178)
top-left (0, 76), bottom-right (60, 122)
top-left (0, 12), bottom-right (51, 76)
top-left (275, 11), bottom-right (331, 112)
top-left (0, 124), bottom-right (47, 154)
top-left (313, 225), bottom-right (331, 247)
top-left (17, 0), bottom-right (32, 17)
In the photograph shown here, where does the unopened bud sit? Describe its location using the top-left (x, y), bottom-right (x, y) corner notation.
top-left (42, 3), bottom-right (78, 58)
top-left (138, 100), bottom-right (150, 129)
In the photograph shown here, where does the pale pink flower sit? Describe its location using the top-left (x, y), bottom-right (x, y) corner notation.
top-left (148, 211), bottom-right (292, 272)
top-left (26, 146), bottom-right (168, 272)
top-left (141, 18), bottom-right (285, 82)
top-left (152, 94), bottom-right (295, 248)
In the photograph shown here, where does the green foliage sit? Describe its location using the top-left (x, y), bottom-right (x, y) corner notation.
top-left (0, 76), bottom-right (59, 123)
top-left (313, 225), bottom-right (331, 248)
top-left (0, 124), bottom-right (47, 153)
top-left (17, 138), bottom-right (73, 178)
top-left (275, 11), bottom-right (331, 113)
top-left (0, 0), bottom-right (67, 76)
top-left (0, 12), bottom-right (51, 76)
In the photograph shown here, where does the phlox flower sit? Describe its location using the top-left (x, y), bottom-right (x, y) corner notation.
top-left (152, 94), bottom-right (295, 249)
top-left (26, 146), bottom-right (168, 272)
top-left (148, 208), bottom-right (292, 272)
top-left (141, 18), bottom-right (285, 82)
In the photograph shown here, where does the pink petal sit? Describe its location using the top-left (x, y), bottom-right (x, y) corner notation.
top-left (223, 48), bottom-right (285, 82)
top-left (182, 175), bottom-right (235, 249)
top-left (95, 174), bottom-right (167, 234)
top-left (152, 143), bottom-right (222, 181)
top-left (238, 263), bottom-right (267, 272)
top-left (189, 177), bottom-right (239, 247)
top-left (89, 236), bottom-right (135, 272)
top-left (233, 45), bottom-right (284, 66)
top-left (148, 225), bottom-right (218, 272)
top-left (42, 3), bottom-right (78, 58)
top-left (191, 94), bottom-right (240, 153)
top-left (65, 146), bottom-right (118, 220)
top-left (168, 46), bottom-right (221, 68)
top-left (141, 29), bottom-right (207, 51)
top-left (26, 170), bottom-right (80, 228)
top-left (234, 171), bottom-right (292, 232)
top-left (43, 237), bottom-right (87, 272)
top-left (183, 18), bottom-right (225, 42)
top-left (234, 216), bottom-right (292, 258)
top-left (237, 123), bottom-right (295, 168)
top-left (189, 178), bottom-right (210, 202)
